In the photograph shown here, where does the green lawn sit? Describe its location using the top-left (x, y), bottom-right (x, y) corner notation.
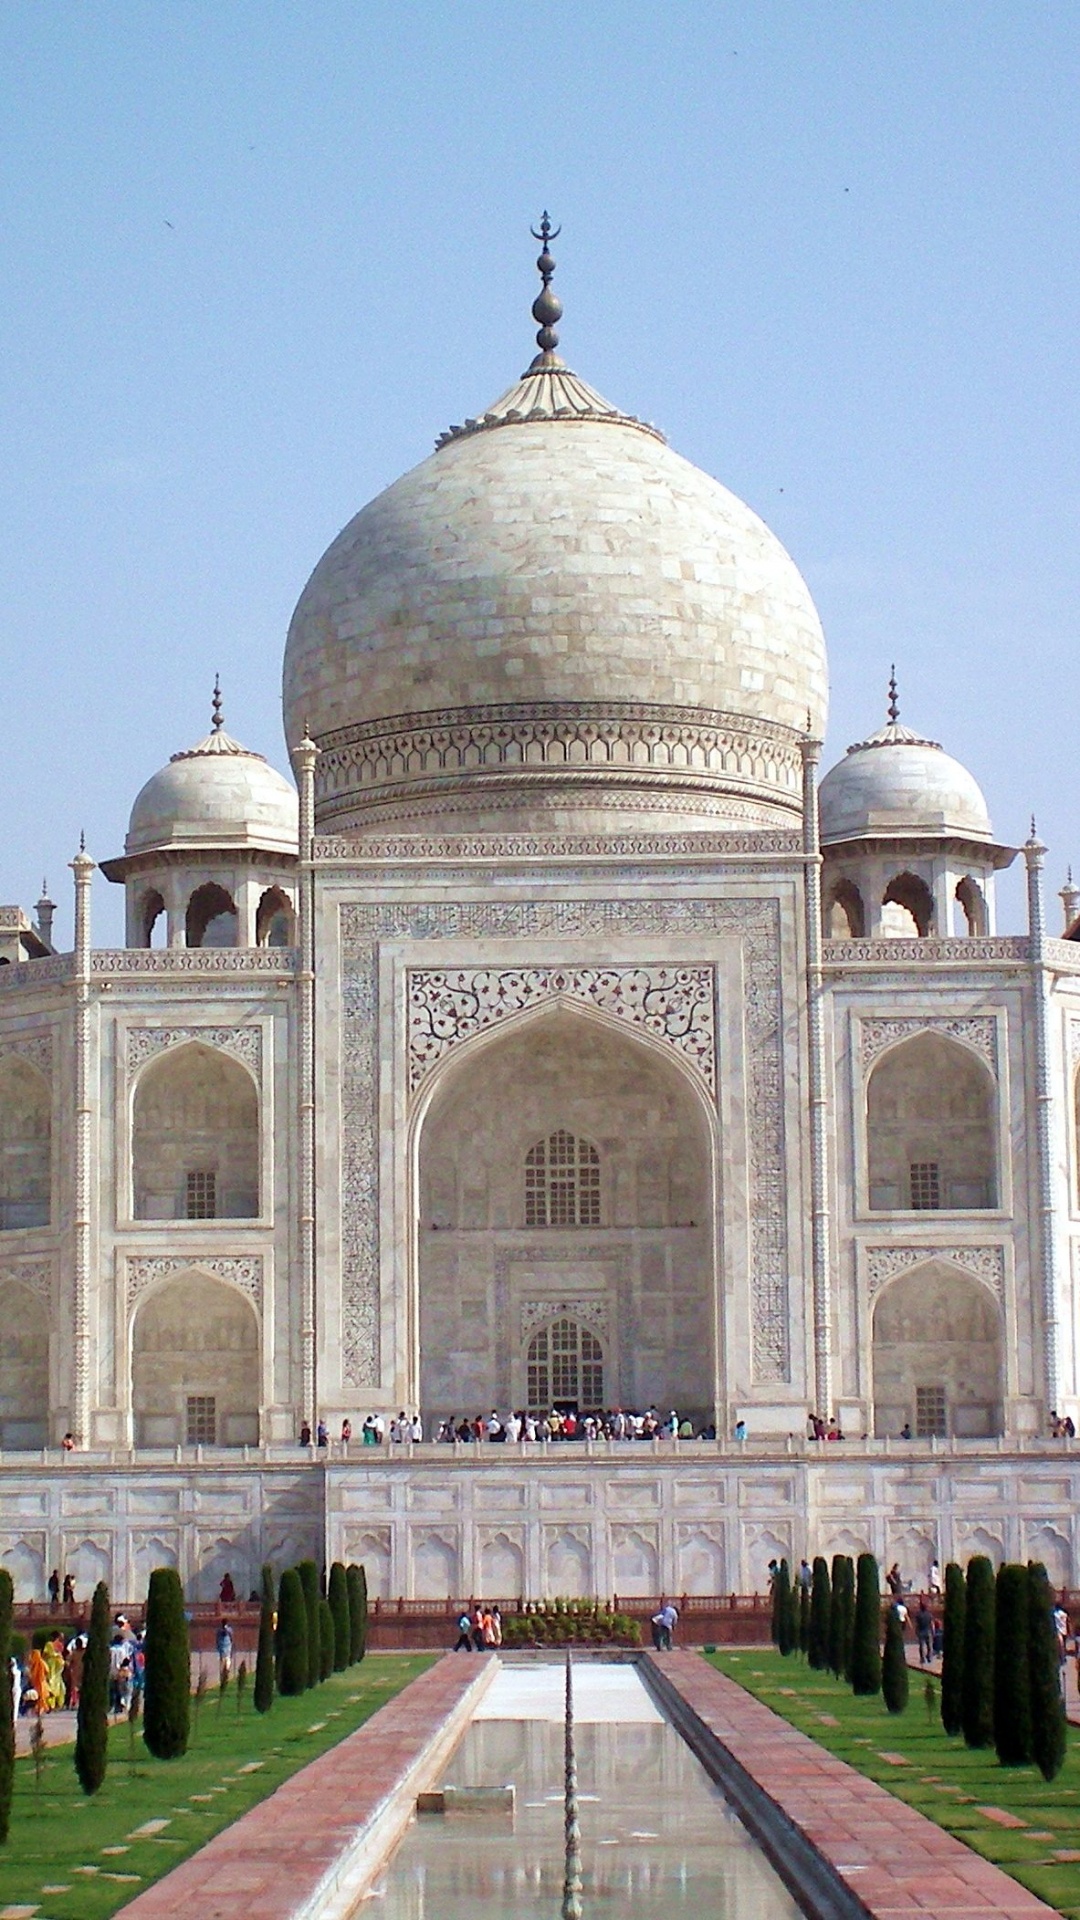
top-left (710, 1648), bottom-right (1080, 1918)
top-left (0, 1654), bottom-right (432, 1920)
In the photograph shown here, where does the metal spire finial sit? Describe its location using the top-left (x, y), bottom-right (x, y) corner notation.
top-left (212, 674), bottom-right (224, 733)
top-left (887, 666), bottom-right (899, 726)
top-left (529, 212), bottom-right (563, 367)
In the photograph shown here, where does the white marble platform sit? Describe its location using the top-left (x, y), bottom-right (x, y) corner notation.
top-left (472, 1660), bottom-right (662, 1723)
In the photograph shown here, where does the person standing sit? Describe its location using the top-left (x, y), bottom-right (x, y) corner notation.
top-left (47, 1568), bottom-right (60, 1606)
top-left (216, 1618), bottom-right (234, 1687)
top-left (453, 1609), bottom-right (472, 1652)
top-left (928, 1560), bottom-right (942, 1597)
top-left (340, 1418), bottom-right (352, 1450)
top-left (914, 1596), bottom-right (934, 1665)
top-left (62, 1572), bottom-right (75, 1605)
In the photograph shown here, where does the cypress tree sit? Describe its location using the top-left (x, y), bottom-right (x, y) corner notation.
top-left (798, 1579), bottom-right (810, 1656)
top-left (74, 1579), bottom-right (110, 1794)
top-left (851, 1553), bottom-right (882, 1696)
top-left (769, 1561), bottom-right (781, 1645)
top-left (296, 1561), bottom-right (320, 1689)
top-left (775, 1559), bottom-right (795, 1655)
top-left (253, 1564), bottom-right (275, 1715)
top-left (882, 1605), bottom-right (909, 1713)
top-left (940, 1561), bottom-right (965, 1736)
top-left (828, 1555), bottom-right (847, 1678)
top-left (318, 1597), bottom-right (335, 1681)
top-left (0, 1569), bottom-right (13, 1842)
top-left (840, 1556), bottom-right (857, 1682)
top-left (1028, 1562), bottom-right (1067, 1782)
top-left (142, 1567), bottom-right (190, 1760)
top-left (993, 1564), bottom-right (1032, 1765)
top-left (961, 1555), bottom-right (995, 1749)
top-left (808, 1556), bottom-right (831, 1670)
top-left (276, 1568), bottom-right (308, 1696)
top-left (347, 1563), bottom-right (367, 1663)
top-left (328, 1563), bottom-right (350, 1672)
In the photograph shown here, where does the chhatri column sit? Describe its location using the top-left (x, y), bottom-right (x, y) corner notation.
top-left (70, 836), bottom-right (95, 1447)
top-left (292, 728), bottom-right (320, 1433)
top-left (801, 731), bottom-right (833, 1421)
top-left (1025, 822), bottom-right (1060, 1418)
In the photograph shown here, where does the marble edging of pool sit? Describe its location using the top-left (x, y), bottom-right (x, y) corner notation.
top-left (644, 1652), bottom-right (1061, 1920)
top-left (116, 1653), bottom-right (499, 1920)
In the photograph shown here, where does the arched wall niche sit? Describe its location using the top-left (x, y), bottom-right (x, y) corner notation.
top-left (0, 1278), bottom-right (48, 1447)
top-left (415, 1003), bottom-right (716, 1427)
top-left (186, 882), bottom-right (238, 949)
top-left (866, 1031), bottom-right (996, 1211)
top-left (871, 1259), bottom-right (1003, 1438)
top-left (131, 1041), bottom-right (259, 1221)
top-left (0, 1055), bottom-right (50, 1230)
top-left (131, 1268), bottom-right (259, 1447)
top-left (881, 871), bottom-right (934, 938)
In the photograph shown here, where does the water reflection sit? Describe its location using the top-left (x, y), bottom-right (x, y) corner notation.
top-left (363, 1713), bottom-right (801, 1916)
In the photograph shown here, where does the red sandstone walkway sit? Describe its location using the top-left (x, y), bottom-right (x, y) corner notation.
top-left (652, 1652), bottom-right (1058, 1918)
top-left (118, 1653), bottom-right (494, 1920)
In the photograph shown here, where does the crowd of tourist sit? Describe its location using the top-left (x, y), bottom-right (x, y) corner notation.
top-left (300, 1407), bottom-right (719, 1448)
top-left (8, 1611), bottom-right (145, 1722)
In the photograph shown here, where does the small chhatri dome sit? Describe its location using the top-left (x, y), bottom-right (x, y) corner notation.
top-left (124, 685), bottom-right (298, 857)
top-left (283, 220), bottom-right (829, 835)
top-left (818, 672), bottom-right (993, 845)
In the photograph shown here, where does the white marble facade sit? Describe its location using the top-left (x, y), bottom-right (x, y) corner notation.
top-left (4, 258), bottom-right (1080, 1596)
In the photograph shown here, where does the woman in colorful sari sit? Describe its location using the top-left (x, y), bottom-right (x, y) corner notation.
top-left (27, 1643), bottom-right (48, 1712)
top-left (42, 1635), bottom-right (65, 1711)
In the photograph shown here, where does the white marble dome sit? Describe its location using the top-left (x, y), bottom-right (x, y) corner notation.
top-left (819, 718), bottom-right (993, 845)
top-left (283, 357), bottom-right (828, 833)
top-left (127, 721), bottom-right (298, 857)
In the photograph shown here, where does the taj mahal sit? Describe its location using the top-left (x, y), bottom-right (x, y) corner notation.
top-left (3, 225), bottom-right (1080, 1606)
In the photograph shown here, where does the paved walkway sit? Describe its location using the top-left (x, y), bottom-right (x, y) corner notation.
top-left (653, 1652), bottom-right (1059, 1919)
top-left (118, 1653), bottom-right (494, 1920)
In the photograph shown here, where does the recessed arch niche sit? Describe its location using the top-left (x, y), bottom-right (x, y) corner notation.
top-left (416, 1005), bottom-right (715, 1426)
top-left (0, 1055), bottom-right (50, 1230)
top-left (131, 1042), bottom-right (259, 1220)
top-left (866, 1031), bottom-right (996, 1211)
top-left (0, 1279), bottom-right (48, 1447)
top-left (871, 1260), bottom-right (1003, 1438)
top-left (131, 1268), bottom-right (259, 1447)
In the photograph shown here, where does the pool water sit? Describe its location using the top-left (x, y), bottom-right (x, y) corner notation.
top-left (358, 1663), bottom-right (802, 1917)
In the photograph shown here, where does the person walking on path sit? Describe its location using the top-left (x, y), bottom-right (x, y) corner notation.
top-left (216, 1618), bottom-right (234, 1686)
top-left (914, 1596), bottom-right (934, 1665)
top-left (453, 1610), bottom-right (473, 1652)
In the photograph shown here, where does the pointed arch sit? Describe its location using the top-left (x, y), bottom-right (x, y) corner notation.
top-left (0, 1053), bottom-right (50, 1230)
top-left (866, 1030), bottom-right (996, 1210)
top-left (955, 875), bottom-right (988, 936)
top-left (824, 877), bottom-right (866, 939)
top-left (256, 885), bottom-right (296, 948)
top-left (871, 1257), bottom-right (1003, 1437)
top-left (132, 1040), bottom-right (259, 1220)
top-left (186, 882), bottom-right (238, 949)
top-left (0, 1276), bottom-right (48, 1447)
top-left (131, 1266), bottom-right (259, 1447)
top-left (882, 871), bottom-right (934, 937)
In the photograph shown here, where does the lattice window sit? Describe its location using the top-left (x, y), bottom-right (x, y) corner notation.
top-left (915, 1384), bottom-right (947, 1438)
top-left (524, 1131), bottom-right (600, 1228)
top-left (525, 1317), bottom-right (604, 1411)
top-left (185, 1169), bottom-right (217, 1219)
top-left (909, 1161), bottom-right (940, 1210)
top-left (186, 1394), bottom-right (216, 1445)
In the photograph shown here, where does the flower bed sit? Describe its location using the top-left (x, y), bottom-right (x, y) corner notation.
top-left (500, 1599), bottom-right (641, 1648)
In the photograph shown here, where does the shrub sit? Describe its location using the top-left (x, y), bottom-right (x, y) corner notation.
top-left (346, 1563), bottom-right (368, 1664)
top-left (828, 1555), bottom-right (849, 1678)
top-left (328, 1563), bottom-right (350, 1672)
top-left (775, 1560), bottom-right (795, 1656)
top-left (253, 1563), bottom-right (275, 1715)
top-left (1028, 1562), bottom-right (1067, 1782)
top-left (142, 1567), bottom-right (190, 1760)
top-left (961, 1555), bottom-right (995, 1749)
top-left (940, 1561), bottom-right (965, 1736)
top-left (993, 1564), bottom-right (1031, 1765)
top-left (74, 1579), bottom-right (111, 1794)
top-left (296, 1561), bottom-right (320, 1689)
top-left (850, 1553), bottom-right (882, 1696)
top-left (0, 1569), bottom-right (13, 1842)
top-left (499, 1604), bottom-right (640, 1648)
top-left (882, 1607), bottom-right (909, 1714)
top-left (276, 1569), bottom-right (308, 1696)
top-left (808, 1557), bottom-right (831, 1671)
top-left (798, 1579), bottom-right (810, 1656)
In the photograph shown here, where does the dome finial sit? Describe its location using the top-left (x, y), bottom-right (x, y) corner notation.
top-left (528, 211), bottom-right (564, 370)
top-left (887, 665), bottom-right (899, 726)
top-left (212, 673), bottom-right (224, 733)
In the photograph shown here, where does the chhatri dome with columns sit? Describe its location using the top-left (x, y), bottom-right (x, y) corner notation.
top-left (3, 225), bottom-right (1080, 1605)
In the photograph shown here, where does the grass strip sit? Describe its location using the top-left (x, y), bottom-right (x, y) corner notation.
top-left (1, 1653), bottom-right (432, 1920)
top-left (710, 1648), bottom-right (1080, 1918)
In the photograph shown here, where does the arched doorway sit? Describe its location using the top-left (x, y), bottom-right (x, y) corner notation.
top-left (0, 1056), bottom-right (50, 1230)
top-left (0, 1280), bottom-right (48, 1447)
top-left (131, 1269), bottom-right (259, 1446)
top-left (417, 1007), bottom-right (715, 1426)
top-left (132, 1042), bottom-right (259, 1220)
top-left (871, 1261), bottom-right (1003, 1437)
top-left (866, 1031), bottom-right (996, 1211)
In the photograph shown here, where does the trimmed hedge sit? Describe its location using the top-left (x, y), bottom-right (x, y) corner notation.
top-left (1028, 1561), bottom-right (1067, 1782)
top-left (276, 1568), bottom-right (308, 1696)
top-left (850, 1553), bottom-right (882, 1696)
top-left (962, 1554), bottom-right (995, 1749)
top-left (993, 1563), bottom-right (1032, 1765)
top-left (296, 1561), bottom-right (320, 1690)
top-left (317, 1597), bottom-right (335, 1682)
top-left (143, 1567), bottom-right (190, 1760)
top-left (328, 1562), bottom-right (350, 1672)
top-left (882, 1606), bottom-right (909, 1714)
top-left (253, 1563), bottom-right (275, 1715)
top-left (74, 1579), bottom-right (111, 1793)
top-left (775, 1560), bottom-right (795, 1656)
top-left (501, 1601), bottom-right (640, 1647)
top-left (940, 1561), bottom-right (965, 1737)
top-left (347, 1563), bottom-right (367, 1664)
top-left (808, 1556), bottom-right (831, 1671)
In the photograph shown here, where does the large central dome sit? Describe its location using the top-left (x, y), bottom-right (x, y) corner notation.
top-left (284, 234), bottom-right (828, 834)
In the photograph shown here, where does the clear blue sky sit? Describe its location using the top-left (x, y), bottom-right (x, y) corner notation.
top-left (2, 1), bottom-right (1077, 942)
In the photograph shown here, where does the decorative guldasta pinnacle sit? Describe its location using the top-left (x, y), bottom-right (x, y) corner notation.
top-left (529, 212), bottom-right (563, 369)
